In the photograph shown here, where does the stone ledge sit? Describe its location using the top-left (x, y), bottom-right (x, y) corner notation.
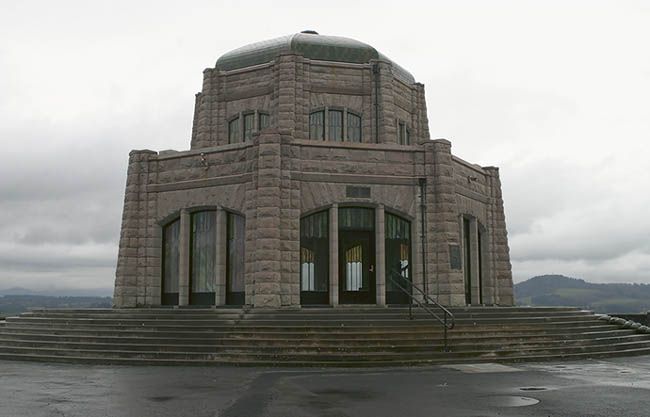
top-left (146, 173), bottom-right (252, 192)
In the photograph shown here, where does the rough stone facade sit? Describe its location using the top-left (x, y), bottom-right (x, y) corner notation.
top-left (113, 32), bottom-right (514, 308)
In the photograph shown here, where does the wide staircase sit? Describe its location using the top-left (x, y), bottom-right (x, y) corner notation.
top-left (1, 307), bottom-right (650, 366)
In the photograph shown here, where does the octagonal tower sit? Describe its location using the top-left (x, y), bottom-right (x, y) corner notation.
top-left (113, 31), bottom-right (514, 308)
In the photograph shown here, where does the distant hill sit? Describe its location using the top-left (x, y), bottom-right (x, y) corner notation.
top-left (0, 287), bottom-right (113, 297)
top-left (515, 275), bottom-right (650, 313)
top-left (0, 295), bottom-right (112, 317)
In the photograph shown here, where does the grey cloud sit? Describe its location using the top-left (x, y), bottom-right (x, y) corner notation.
top-left (1, 1), bottom-right (649, 291)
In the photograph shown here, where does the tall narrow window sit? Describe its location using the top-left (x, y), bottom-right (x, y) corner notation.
top-left (243, 113), bottom-right (254, 141)
top-left (300, 211), bottom-right (329, 304)
top-left (228, 117), bottom-right (240, 143)
top-left (259, 112), bottom-right (270, 130)
top-left (328, 110), bottom-right (343, 141)
top-left (398, 122), bottom-right (406, 145)
top-left (347, 113), bottom-right (361, 142)
top-left (227, 213), bottom-right (245, 305)
top-left (162, 219), bottom-right (180, 305)
top-left (385, 213), bottom-right (411, 304)
top-left (190, 211), bottom-right (216, 305)
top-left (309, 111), bottom-right (324, 140)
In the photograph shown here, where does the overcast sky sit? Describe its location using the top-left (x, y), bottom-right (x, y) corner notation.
top-left (1, 0), bottom-right (648, 292)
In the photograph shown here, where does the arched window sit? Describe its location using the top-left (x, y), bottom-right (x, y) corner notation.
top-left (385, 213), bottom-right (411, 304)
top-left (300, 211), bottom-right (329, 304)
top-left (162, 218), bottom-right (180, 305)
top-left (347, 112), bottom-right (361, 142)
top-left (310, 108), bottom-right (362, 142)
top-left (190, 210), bottom-right (216, 305)
top-left (309, 111), bottom-right (324, 140)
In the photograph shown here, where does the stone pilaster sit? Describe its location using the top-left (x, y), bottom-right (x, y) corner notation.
top-left (215, 207), bottom-right (227, 305)
top-left (484, 166), bottom-right (514, 306)
top-left (415, 83), bottom-right (430, 143)
top-left (424, 139), bottom-right (464, 306)
top-left (375, 205), bottom-right (386, 306)
top-left (190, 69), bottom-right (215, 149)
top-left (253, 130), bottom-right (282, 307)
top-left (178, 209), bottom-right (190, 306)
top-left (280, 136), bottom-right (301, 306)
top-left (329, 204), bottom-right (339, 306)
top-left (114, 149), bottom-right (157, 308)
top-left (276, 54), bottom-right (296, 135)
top-left (411, 178), bottom-right (425, 303)
top-left (373, 60), bottom-right (397, 144)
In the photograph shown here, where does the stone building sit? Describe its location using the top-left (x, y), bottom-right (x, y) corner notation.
top-left (113, 31), bottom-right (514, 309)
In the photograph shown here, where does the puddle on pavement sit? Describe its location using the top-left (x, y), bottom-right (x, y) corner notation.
top-left (519, 387), bottom-right (548, 391)
top-left (148, 396), bottom-right (175, 402)
top-left (482, 395), bottom-right (540, 407)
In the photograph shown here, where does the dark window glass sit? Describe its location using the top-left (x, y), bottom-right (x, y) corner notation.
top-left (162, 219), bottom-right (180, 302)
top-left (190, 211), bottom-right (216, 295)
top-left (300, 211), bottom-right (329, 293)
top-left (385, 213), bottom-right (411, 292)
top-left (345, 244), bottom-right (364, 291)
top-left (328, 110), bottom-right (343, 141)
top-left (243, 113), bottom-right (254, 141)
top-left (338, 207), bottom-right (374, 231)
top-left (347, 113), bottom-right (361, 142)
top-left (229, 117), bottom-right (240, 143)
top-left (227, 213), bottom-right (245, 294)
top-left (405, 127), bottom-right (410, 145)
top-left (259, 112), bottom-right (270, 130)
top-left (309, 111), bottom-right (324, 140)
top-left (398, 122), bottom-right (405, 145)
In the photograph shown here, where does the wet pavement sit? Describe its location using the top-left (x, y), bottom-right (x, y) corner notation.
top-left (2, 356), bottom-right (650, 416)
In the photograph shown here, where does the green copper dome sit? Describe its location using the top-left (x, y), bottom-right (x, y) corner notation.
top-left (216, 31), bottom-right (415, 84)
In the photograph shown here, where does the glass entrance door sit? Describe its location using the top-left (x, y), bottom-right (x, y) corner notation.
top-left (189, 211), bottom-right (216, 305)
top-left (300, 211), bottom-right (329, 305)
top-left (339, 230), bottom-right (375, 304)
top-left (385, 213), bottom-right (411, 304)
top-left (226, 213), bottom-right (245, 305)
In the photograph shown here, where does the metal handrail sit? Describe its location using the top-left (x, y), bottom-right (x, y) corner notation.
top-left (387, 265), bottom-right (455, 351)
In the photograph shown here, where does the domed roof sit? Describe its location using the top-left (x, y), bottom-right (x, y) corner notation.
top-left (216, 31), bottom-right (415, 84)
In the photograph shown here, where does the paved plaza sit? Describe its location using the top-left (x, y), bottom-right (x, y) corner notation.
top-left (2, 356), bottom-right (650, 416)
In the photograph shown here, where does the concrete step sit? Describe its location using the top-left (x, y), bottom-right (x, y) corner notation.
top-left (0, 327), bottom-right (639, 345)
top-left (0, 307), bottom-right (643, 367)
top-left (1, 333), bottom-right (648, 354)
top-left (3, 345), bottom-right (650, 367)
top-left (1, 338), bottom-right (650, 362)
top-left (2, 316), bottom-right (600, 330)
top-left (0, 326), bottom-right (616, 341)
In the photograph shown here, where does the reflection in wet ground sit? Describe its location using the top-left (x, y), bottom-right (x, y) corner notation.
top-left (2, 357), bottom-right (650, 417)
